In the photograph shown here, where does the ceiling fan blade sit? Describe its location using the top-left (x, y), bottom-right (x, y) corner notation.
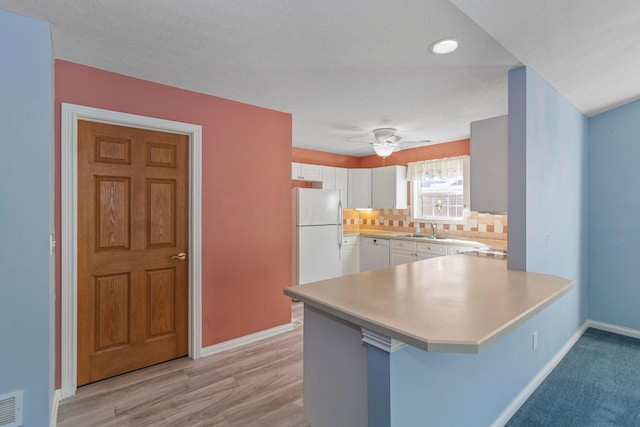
top-left (346, 132), bottom-right (376, 144)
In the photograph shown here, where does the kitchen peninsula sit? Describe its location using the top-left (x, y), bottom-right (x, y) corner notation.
top-left (284, 255), bottom-right (573, 426)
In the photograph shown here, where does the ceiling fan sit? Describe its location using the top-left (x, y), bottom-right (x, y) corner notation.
top-left (347, 128), bottom-right (431, 158)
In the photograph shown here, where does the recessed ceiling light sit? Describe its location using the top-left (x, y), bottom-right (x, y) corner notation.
top-left (430, 38), bottom-right (460, 55)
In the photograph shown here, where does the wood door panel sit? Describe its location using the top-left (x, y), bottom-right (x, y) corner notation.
top-left (147, 179), bottom-right (176, 247)
top-left (95, 136), bottom-right (131, 164)
top-left (77, 120), bottom-right (188, 386)
top-left (147, 268), bottom-right (176, 338)
top-left (147, 142), bottom-right (176, 168)
top-left (95, 176), bottom-right (131, 251)
top-left (94, 273), bottom-right (130, 351)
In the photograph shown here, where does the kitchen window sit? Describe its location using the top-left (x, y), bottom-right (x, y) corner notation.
top-left (408, 156), bottom-right (470, 223)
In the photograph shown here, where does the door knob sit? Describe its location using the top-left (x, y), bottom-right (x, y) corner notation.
top-left (171, 252), bottom-right (187, 261)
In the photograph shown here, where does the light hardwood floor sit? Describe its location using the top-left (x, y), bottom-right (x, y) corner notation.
top-left (57, 303), bottom-right (308, 427)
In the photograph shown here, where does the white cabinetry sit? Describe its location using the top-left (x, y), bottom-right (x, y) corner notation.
top-left (336, 167), bottom-right (348, 205)
top-left (322, 166), bottom-right (336, 190)
top-left (341, 235), bottom-right (359, 275)
top-left (292, 162), bottom-right (323, 182)
top-left (390, 240), bottom-right (417, 266)
top-left (470, 115), bottom-right (508, 213)
top-left (416, 241), bottom-right (448, 260)
top-left (371, 166), bottom-right (408, 209)
top-left (348, 168), bottom-right (372, 209)
top-left (447, 244), bottom-right (476, 256)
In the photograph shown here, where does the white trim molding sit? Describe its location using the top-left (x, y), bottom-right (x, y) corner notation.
top-left (61, 103), bottom-right (203, 399)
top-left (201, 323), bottom-right (295, 358)
top-left (587, 320), bottom-right (640, 339)
top-left (361, 327), bottom-right (407, 353)
top-left (50, 389), bottom-right (61, 427)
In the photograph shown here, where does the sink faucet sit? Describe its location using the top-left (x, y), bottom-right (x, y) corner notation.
top-left (432, 223), bottom-right (437, 238)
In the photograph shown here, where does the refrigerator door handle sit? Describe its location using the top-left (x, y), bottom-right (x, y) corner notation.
top-left (338, 198), bottom-right (343, 258)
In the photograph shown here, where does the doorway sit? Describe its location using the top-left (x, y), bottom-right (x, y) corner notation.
top-left (61, 104), bottom-right (203, 397)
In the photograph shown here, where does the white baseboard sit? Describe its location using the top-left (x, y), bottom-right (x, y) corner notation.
top-left (50, 389), bottom-right (61, 427)
top-left (490, 321), bottom-right (590, 427)
top-left (200, 323), bottom-right (295, 358)
top-left (491, 319), bottom-right (640, 426)
top-left (586, 320), bottom-right (640, 339)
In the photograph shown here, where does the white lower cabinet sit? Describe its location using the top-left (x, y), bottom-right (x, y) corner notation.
top-left (417, 241), bottom-right (448, 259)
top-left (447, 244), bottom-right (476, 255)
top-left (341, 235), bottom-right (360, 275)
top-left (390, 240), bottom-right (417, 266)
top-left (367, 237), bottom-right (481, 268)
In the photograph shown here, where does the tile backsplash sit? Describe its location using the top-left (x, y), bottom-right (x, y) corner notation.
top-left (344, 208), bottom-right (508, 240)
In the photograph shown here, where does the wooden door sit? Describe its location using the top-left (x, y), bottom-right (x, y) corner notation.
top-left (77, 120), bottom-right (189, 386)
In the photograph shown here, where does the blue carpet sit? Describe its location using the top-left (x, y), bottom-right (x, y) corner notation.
top-left (507, 328), bottom-right (640, 427)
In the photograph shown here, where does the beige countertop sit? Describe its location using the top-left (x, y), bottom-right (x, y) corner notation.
top-left (347, 229), bottom-right (508, 252)
top-left (284, 256), bottom-right (573, 353)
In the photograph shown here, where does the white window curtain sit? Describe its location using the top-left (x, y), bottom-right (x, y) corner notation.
top-left (407, 156), bottom-right (468, 181)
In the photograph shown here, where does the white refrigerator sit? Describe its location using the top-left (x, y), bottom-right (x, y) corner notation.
top-left (292, 188), bottom-right (343, 286)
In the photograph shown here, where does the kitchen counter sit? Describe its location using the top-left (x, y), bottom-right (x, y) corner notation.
top-left (348, 229), bottom-right (508, 252)
top-left (284, 255), bottom-right (572, 353)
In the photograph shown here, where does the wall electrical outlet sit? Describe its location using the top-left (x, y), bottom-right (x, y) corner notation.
top-left (544, 231), bottom-right (551, 244)
top-left (469, 219), bottom-right (478, 228)
top-left (532, 331), bottom-right (538, 351)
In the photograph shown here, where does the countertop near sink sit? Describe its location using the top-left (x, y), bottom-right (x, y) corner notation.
top-left (348, 229), bottom-right (508, 252)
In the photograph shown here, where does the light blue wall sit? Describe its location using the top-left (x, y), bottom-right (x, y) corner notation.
top-left (508, 66), bottom-right (589, 329)
top-left (588, 99), bottom-right (640, 328)
top-left (388, 66), bottom-right (589, 425)
top-left (390, 293), bottom-right (574, 426)
top-left (0, 10), bottom-right (54, 427)
top-left (521, 68), bottom-right (589, 285)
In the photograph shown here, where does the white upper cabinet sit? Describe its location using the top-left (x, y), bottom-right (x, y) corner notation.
top-left (470, 115), bottom-right (508, 213)
top-left (292, 162), bottom-right (324, 182)
top-left (291, 162), bottom-right (301, 180)
top-left (348, 168), bottom-right (372, 209)
top-left (292, 163), bottom-right (406, 209)
top-left (322, 166), bottom-right (336, 189)
top-left (335, 167), bottom-right (348, 205)
top-left (371, 165), bottom-right (408, 209)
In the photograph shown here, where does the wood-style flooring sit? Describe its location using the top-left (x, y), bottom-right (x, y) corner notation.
top-left (57, 302), bottom-right (307, 427)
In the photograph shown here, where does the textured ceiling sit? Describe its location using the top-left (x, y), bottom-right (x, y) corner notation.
top-left (450, 0), bottom-right (640, 116)
top-left (1, 1), bottom-right (638, 156)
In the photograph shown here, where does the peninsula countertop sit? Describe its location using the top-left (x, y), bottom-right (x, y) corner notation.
top-left (284, 256), bottom-right (573, 353)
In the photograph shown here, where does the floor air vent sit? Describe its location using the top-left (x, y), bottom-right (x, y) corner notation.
top-left (0, 391), bottom-right (22, 427)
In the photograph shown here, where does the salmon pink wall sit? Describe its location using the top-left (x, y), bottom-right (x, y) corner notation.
top-left (357, 138), bottom-right (470, 167)
top-left (55, 60), bottom-right (292, 387)
top-left (292, 147), bottom-right (360, 168)
top-left (292, 139), bottom-right (469, 168)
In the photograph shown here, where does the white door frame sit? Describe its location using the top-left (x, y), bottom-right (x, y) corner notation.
top-left (60, 103), bottom-right (203, 398)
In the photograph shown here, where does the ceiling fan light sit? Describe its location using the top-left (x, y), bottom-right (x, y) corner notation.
top-left (373, 143), bottom-right (395, 158)
top-left (373, 128), bottom-right (397, 143)
top-left (386, 135), bottom-right (401, 144)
